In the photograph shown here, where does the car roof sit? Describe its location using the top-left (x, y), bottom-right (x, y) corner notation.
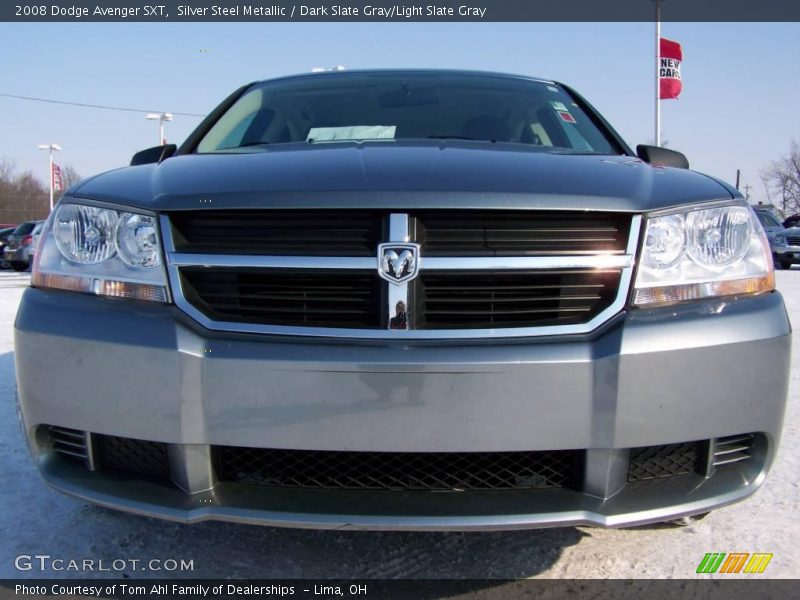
top-left (252, 68), bottom-right (557, 87)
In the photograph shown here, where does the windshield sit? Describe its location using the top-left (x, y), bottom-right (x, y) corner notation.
top-left (756, 212), bottom-right (781, 228)
top-left (13, 222), bottom-right (36, 235)
top-left (196, 72), bottom-right (618, 154)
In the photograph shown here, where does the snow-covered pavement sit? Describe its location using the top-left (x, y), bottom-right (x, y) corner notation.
top-left (1, 271), bottom-right (797, 579)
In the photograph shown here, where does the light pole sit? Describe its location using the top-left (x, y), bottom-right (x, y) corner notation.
top-left (37, 143), bottom-right (61, 212)
top-left (146, 112), bottom-right (173, 145)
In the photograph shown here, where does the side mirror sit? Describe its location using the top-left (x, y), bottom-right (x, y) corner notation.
top-left (636, 145), bottom-right (689, 169)
top-left (130, 144), bottom-right (177, 166)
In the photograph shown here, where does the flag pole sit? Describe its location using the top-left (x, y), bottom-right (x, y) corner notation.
top-left (655, 0), bottom-right (661, 147)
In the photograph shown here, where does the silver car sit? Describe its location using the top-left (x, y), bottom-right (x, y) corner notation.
top-left (771, 227), bottom-right (800, 269)
top-left (4, 220), bottom-right (44, 272)
top-left (15, 70), bottom-right (790, 530)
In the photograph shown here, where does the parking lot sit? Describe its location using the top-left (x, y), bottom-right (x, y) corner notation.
top-left (1, 269), bottom-right (797, 579)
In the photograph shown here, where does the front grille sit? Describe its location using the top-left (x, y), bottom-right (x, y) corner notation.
top-left (787, 236), bottom-right (800, 246)
top-left (166, 210), bottom-right (637, 336)
top-left (94, 435), bottom-right (170, 477)
top-left (48, 426), bottom-right (90, 465)
top-left (170, 210), bottom-right (383, 256)
top-left (414, 211), bottom-right (630, 256)
top-left (180, 268), bottom-right (382, 328)
top-left (712, 433), bottom-right (754, 467)
top-left (628, 442), bottom-right (702, 481)
top-left (215, 446), bottom-right (581, 491)
top-left (417, 269), bottom-right (622, 329)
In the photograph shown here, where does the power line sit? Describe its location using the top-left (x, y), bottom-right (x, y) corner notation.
top-left (0, 93), bottom-right (205, 117)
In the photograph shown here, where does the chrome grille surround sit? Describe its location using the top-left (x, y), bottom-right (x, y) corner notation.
top-left (161, 213), bottom-right (641, 339)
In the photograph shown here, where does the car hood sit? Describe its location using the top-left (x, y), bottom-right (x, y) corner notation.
top-left (72, 142), bottom-right (736, 213)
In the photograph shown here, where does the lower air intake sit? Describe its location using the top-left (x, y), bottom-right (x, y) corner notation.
top-left (215, 446), bottom-right (581, 491)
top-left (48, 426), bottom-right (90, 465)
top-left (712, 433), bottom-right (755, 467)
top-left (94, 435), bottom-right (170, 477)
top-left (628, 441), bottom-right (702, 481)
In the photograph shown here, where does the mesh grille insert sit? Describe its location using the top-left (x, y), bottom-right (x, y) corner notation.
top-left (215, 446), bottom-right (581, 491)
top-left (95, 435), bottom-right (170, 477)
top-left (628, 442), bottom-right (701, 481)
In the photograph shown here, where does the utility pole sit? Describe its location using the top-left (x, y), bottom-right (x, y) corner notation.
top-left (37, 143), bottom-right (61, 212)
top-left (735, 169), bottom-right (741, 190)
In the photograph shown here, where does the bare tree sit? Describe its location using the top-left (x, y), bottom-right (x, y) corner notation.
top-left (761, 141), bottom-right (800, 216)
top-left (0, 159), bottom-right (49, 223)
top-left (0, 159), bottom-right (83, 223)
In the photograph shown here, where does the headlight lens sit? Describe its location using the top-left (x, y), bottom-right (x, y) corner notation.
top-left (54, 204), bottom-right (118, 264)
top-left (32, 201), bottom-right (169, 302)
top-left (775, 234), bottom-right (786, 245)
top-left (116, 213), bottom-right (160, 268)
top-left (633, 204), bottom-right (773, 307)
top-left (641, 214), bottom-right (685, 269)
top-left (684, 206), bottom-right (752, 269)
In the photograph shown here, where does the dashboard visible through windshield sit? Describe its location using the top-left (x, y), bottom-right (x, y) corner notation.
top-left (196, 72), bottom-right (619, 154)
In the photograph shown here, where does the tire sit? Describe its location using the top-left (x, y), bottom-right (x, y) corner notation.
top-left (11, 262), bottom-right (27, 272)
top-left (781, 260), bottom-right (793, 270)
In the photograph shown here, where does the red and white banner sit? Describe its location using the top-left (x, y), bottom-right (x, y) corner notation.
top-left (52, 162), bottom-right (63, 192)
top-left (659, 37), bottom-right (682, 99)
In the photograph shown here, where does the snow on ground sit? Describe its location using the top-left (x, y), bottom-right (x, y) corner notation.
top-left (0, 270), bottom-right (798, 579)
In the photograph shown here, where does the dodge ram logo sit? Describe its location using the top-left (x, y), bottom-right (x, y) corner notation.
top-left (377, 243), bottom-right (420, 284)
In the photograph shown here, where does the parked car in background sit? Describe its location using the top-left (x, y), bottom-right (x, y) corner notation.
top-left (754, 209), bottom-right (789, 269)
top-left (0, 226), bottom-right (18, 269)
top-left (29, 222), bottom-right (44, 261)
top-left (782, 214), bottom-right (800, 229)
top-left (4, 220), bottom-right (44, 271)
top-left (772, 226), bottom-right (800, 269)
top-left (755, 209), bottom-right (784, 244)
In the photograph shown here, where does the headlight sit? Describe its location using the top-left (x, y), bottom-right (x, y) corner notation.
top-left (633, 203), bottom-right (774, 307)
top-left (775, 234), bottom-right (786, 245)
top-left (31, 201), bottom-right (169, 302)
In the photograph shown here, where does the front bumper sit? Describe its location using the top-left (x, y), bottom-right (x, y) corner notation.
top-left (15, 287), bottom-right (791, 530)
top-left (774, 245), bottom-right (800, 262)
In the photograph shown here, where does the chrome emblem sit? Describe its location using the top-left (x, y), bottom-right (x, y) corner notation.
top-left (377, 243), bottom-right (420, 285)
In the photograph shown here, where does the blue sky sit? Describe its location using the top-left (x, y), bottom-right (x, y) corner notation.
top-left (1, 22), bottom-right (798, 203)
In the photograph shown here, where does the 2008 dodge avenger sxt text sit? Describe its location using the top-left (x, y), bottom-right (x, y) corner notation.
top-left (15, 70), bottom-right (790, 530)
